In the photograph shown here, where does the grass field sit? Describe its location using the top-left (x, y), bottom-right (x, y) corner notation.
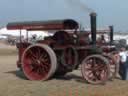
top-left (0, 48), bottom-right (17, 56)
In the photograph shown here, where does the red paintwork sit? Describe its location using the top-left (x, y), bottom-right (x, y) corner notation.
top-left (16, 43), bottom-right (31, 68)
top-left (7, 19), bottom-right (78, 30)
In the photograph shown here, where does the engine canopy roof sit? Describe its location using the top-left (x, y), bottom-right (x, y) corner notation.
top-left (7, 19), bottom-right (79, 31)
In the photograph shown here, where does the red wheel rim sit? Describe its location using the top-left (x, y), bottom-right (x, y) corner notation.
top-left (82, 57), bottom-right (108, 84)
top-left (22, 46), bottom-right (51, 80)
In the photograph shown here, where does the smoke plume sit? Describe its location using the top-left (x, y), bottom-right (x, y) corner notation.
top-left (65, 0), bottom-right (95, 13)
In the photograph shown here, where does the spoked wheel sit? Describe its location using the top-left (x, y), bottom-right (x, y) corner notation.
top-left (22, 44), bottom-right (57, 80)
top-left (61, 46), bottom-right (78, 70)
top-left (81, 55), bottom-right (110, 84)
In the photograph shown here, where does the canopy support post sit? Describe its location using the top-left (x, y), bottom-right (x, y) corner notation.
top-left (26, 30), bottom-right (28, 42)
top-left (20, 29), bottom-right (22, 43)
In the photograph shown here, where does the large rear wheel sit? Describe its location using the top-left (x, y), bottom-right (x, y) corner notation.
top-left (22, 44), bottom-right (57, 81)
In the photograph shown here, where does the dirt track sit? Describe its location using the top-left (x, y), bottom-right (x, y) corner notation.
top-left (0, 51), bottom-right (128, 96)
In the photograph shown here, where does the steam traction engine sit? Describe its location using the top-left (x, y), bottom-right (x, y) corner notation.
top-left (7, 13), bottom-right (118, 84)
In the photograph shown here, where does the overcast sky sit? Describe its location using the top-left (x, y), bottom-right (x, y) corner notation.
top-left (0, 0), bottom-right (127, 32)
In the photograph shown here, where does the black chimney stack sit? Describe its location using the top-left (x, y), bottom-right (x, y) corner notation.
top-left (90, 12), bottom-right (97, 45)
top-left (109, 25), bottom-right (114, 44)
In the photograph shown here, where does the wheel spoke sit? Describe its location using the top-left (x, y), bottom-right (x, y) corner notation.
top-left (31, 56), bottom-right (37, 63)
top-left (37, 47), bottom-right (41, 57)
top-left (37, 67), bottom-right (45, 75)
top-left (40, 63), bottom-right (50, 70)
top-left (87, 71), bottom-right (93, 76)
top-left (88, 72), bottom-right (96, 81)
top-left (100, 69), bottom-right (107, 80)
top-left (92, 58), bottom-right (96, 66)
top-left (84, 64), bottom-right (92, 70)
top-left (27, 49), bottom-right (37, 59)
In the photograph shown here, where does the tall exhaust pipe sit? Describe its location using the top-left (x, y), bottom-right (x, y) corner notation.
top-left (90, 12), bottom-right (97, 45)
top-left (109, 25), bottom-right (114, 44)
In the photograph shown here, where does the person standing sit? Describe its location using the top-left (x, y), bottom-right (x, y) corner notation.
top-left (119, 47), bottom-right (128, 80)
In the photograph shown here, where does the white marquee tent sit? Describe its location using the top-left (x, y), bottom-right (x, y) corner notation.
top-left (0, 27), bottom-right (50, 39)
